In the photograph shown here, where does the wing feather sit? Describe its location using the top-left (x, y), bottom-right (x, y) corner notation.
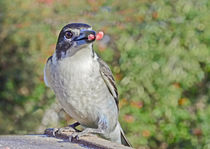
top-left (44, 56), bottom-right (53, 87)
top-left (97, 57), bottom-right (119, 110)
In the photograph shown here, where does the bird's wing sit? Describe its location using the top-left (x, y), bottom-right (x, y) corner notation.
top-left (44, 56), bottom-right (53, 87)
top-left (97, 57), bottom-right (119, 110)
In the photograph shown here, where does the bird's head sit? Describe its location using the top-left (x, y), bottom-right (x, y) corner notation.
top-left (55, 23), bottom-right (96, 59)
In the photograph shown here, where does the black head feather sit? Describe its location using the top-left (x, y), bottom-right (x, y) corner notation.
top-left (55, 23), bottom-right (92, 59)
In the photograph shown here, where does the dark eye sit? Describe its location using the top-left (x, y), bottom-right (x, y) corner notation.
top-left (65, 31), bottom-right (73, 39)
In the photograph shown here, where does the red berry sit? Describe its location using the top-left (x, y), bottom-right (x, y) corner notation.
top-left (96, 31), bottom-right (104, 40)
top-left (88, 34), bottom-right (95, 41)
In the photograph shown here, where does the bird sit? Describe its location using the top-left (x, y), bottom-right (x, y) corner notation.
top-left (44, 23), bottom-right (131, 147)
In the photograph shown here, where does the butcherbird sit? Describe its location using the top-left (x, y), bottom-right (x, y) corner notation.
top-left (44, 23), bottom-right (131, 147)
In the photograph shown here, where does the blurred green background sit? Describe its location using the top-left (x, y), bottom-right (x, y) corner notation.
top-left (0, 0), bottom-right (210, 148)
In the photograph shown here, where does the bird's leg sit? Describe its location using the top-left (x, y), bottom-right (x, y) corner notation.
top-left (69, 121), bottom-right (80, 129)
top-left (69, 127), bottom-right (104, 141)
top-left (52, 121), bottom-right (81, 136)
top-left (69, 117), bottom-right (107, 141)
top-left (69, 121), bottom-right (81, 132)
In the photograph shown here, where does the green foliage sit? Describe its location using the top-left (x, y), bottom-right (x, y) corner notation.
top-left (0, 0), bottom-right (210, 148)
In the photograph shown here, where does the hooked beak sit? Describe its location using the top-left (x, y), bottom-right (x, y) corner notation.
top-left (74, 29), bottom-right (96, 46)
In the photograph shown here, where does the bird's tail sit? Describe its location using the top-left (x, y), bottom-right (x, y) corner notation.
top-left (119, 123), bottom-right (132, 147)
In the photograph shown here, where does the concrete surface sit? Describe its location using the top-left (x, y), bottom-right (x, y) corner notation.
top-left (0, 135), bottom-right (84, 149)
top-left (0, 127), bottom-right (133, 149)
top-left (0, 131), bottom-right (133, 149)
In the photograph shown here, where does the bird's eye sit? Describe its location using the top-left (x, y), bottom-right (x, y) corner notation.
top-left (65, 31), bottom-right (73, 39)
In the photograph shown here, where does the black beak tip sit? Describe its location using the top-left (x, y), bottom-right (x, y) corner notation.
top-left (74, 30), bottom-right (96, 41)
top-left (73, 30), bottom-right (97, 46)
top-left (86, 30), bottom-right (96, 41)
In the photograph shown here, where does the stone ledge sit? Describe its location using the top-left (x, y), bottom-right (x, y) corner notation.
top-left (0, 135), bottom-right (83, 149)
top-left (0, 128), bottom-right (133, 149)
top-left (44, 127), bottom-right (133, 149)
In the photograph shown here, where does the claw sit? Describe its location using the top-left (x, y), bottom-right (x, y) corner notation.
top-left (69, 135), bottom-right (73, 142)
top-left (69, 132), bottom-right (80, 142)
top-left (52, 128), bottom-right (59, 136)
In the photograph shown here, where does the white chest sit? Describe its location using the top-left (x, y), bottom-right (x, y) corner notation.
top-left (50, 50), bottom-right (109, 126)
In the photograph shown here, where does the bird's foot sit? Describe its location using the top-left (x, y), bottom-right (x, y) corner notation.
top-left (52, 122), bottom-right (81, 137)
top-left (69, 128), bottom-right (103, 142)
top-left (52, 127), bottom-right (75, 136)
